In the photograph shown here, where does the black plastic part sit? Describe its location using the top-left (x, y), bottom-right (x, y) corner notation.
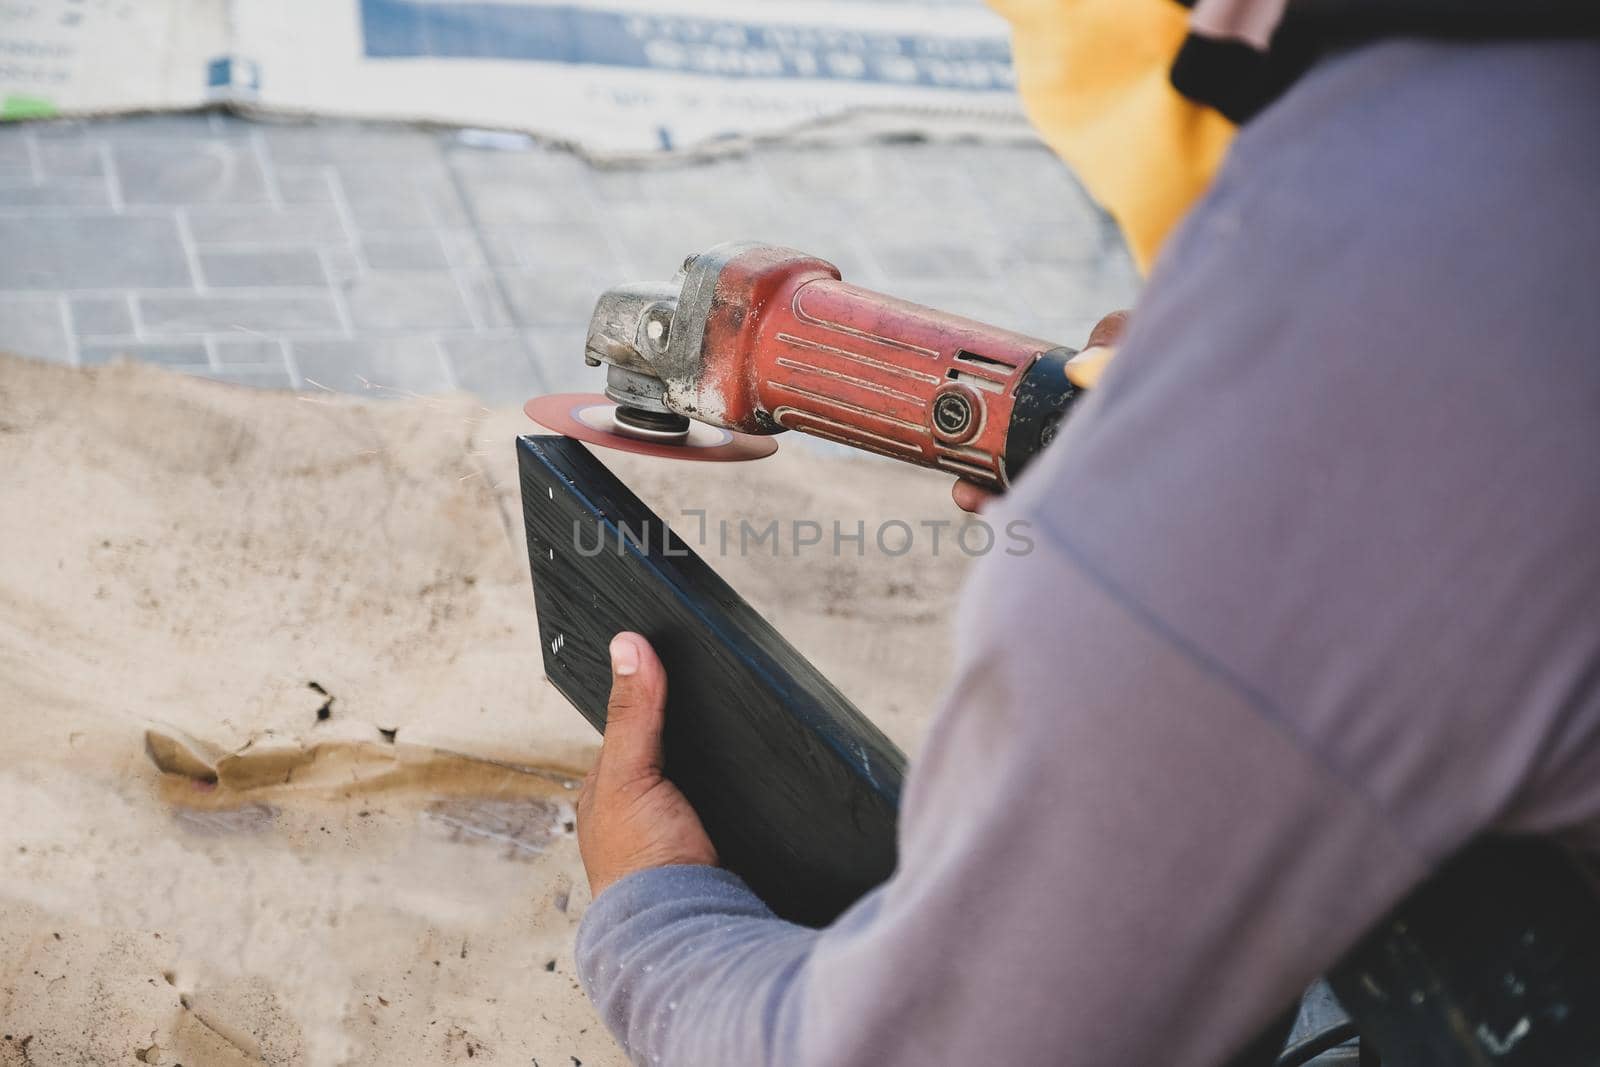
top-left (1329, 838), bottom-right (1600, 1066)
top-left (517, 435), bottom-right (906, 927)
top-left (614, 405), bottom-right (691, 436)
top-left (1002, 347), bottom-right (1084, 486)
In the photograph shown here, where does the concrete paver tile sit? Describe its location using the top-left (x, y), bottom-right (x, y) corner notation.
top-left (482, 222), bottom-right (625, 273)
top-left (342, 189), bottom-right (436, 232)
top-left (0, 295), bottom-right (73, 363)
top-left (455, 269), bottom-right (514, 329)
top-left (498, 268), bottom-right (613, 327)
top-left (438, 229), bottom-right (490, 268)
top-left (139, 293), bottom-right (343, 334)
top-left (199, 248), bottom-right (328, 287)
top-left (178, 363), bottom-right (295, 390)
top-left (0, 214), bottom-right (191, 289)
top-left (521, 324), bottom-right (594, 393)
top-left (80, 340), bottom-right (208, 366)
top-left (185, 203), bottom-right (345, 245)
top-left (263, 125), bottom-right (439, 166)
top-left (341, 271), bottom-right (472, 330)
top-left (5, 114), bottom-right (1142, 413)
top-left (35, 115), bottom-right (248, 141)
top-left (273, 166), bottom-right (337, 203)
top-left (882, 279), bottom-right (1033, 334)
top-left (360, 233), bottom-right (450, 270)
top-left (441, 334), bottom-right (540, 407)
top-left (115, 142), bottom-right (269, 205)
top-left (0, 127), bottom-right (33, 178)
top-left (0, 179), bottom-right (113, 208)
top-left (292, 335), bottom-right (454, 395)
top-left (320, 246), bottom-right (362, 286)
top-left (34, 140), bottom-right (104, 179)
top-left (68, 295), bottom-right (135, 337)
top-left (1004, 261), bottom-right (1140, 322)
top-left (212, 338), bottom-right (291, 367)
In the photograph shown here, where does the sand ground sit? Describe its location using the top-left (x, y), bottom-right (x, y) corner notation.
top-left (0, 355), bottom-right (971, 1065)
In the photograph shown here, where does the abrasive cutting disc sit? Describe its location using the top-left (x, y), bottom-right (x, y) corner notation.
top-left (525, 393), bottom-right (779, 462)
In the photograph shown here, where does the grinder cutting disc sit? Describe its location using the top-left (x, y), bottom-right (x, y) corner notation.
top-left (525, 393), bottom-right (778, 462)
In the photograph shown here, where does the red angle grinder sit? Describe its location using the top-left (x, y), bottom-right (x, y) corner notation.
top-left (527, 242), bottom-right (1109, 489)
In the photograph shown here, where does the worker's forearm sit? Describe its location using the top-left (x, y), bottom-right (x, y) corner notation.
top-left (577, 865), bottom-right (820, 1066)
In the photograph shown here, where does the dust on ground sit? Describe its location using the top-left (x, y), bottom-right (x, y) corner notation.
top-left (0, 355), bottom-right (971, 1065)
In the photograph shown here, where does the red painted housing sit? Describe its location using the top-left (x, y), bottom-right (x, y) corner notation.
top-left (696, 247), bottom-right (1061, 488)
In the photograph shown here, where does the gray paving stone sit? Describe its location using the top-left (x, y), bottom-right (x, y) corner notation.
top-left (273, 166), bottom-right (336, 203)
top-left (976, 154), bottom-right (1104, 225)
top-left (721, 215), bottom-right (878, 281)
top-left (37, 114), bottom-right (245, 142)
top-left (897, 144), bottom-right (997, 201)
top-left (994, 215), bottom-right (1126, 267)
top-left (450, 158), bottom-right (592, 226)
top-left (115, 142), bottom-right (269, 205)
top-left (185, 203), bottom-right (344, 245)
top-left (179, 364), bottom-right (295, 390)
top-left (438, 229), bottom-right (489, 268)
top-left (361, 233), bottom-right (449, 270)
top-left (578, 166), bottom-right (653, 205)
top-left (603, 203), bottom-right (766, 278)
top-left (339, 186), bottom-right (434, 231)
top-left (440, 334), bottom-right (540, 407)
top-left (0, 296), bottom-right (71, 363)
top-left (0, 214), bottom-right (191, 289)
top-left (68, 295), bottom-right (135, 337)
top-left (0, 128), bottom-right (32, 178)
top-left (80, 340), bottom-right (208, 366)
top-left (1035, 317), bottom-right (1113, 349)
top-left (139, 293), bottom-right (342, 334)
top-left (885, 279), bottom-right (1032, 332)
top-left (4, 114), bottom-right (1142, 415)
top-left (210, 114), bottom-right (268, 137)
top-left (522, 324), bottom-right (595, 393)
top-left (455, 269), bottom-right (514, 329)
top-left (757, 145), bottom-right (896, 204)
top-left (499, 269), bottom-right (612, 327)
top-left (475, 228), bottom-right (529, 268)
top-left (335, 161), bottom-right (451, 196)
top-left (199, 248), bottom-right (326, 288)
top-left (851, 199), bottom-right (1004, 249)
top-left (642, 158), bottom-right (779, 214)
top-left (447, 145), bottom-right (591, 184)
top-left (1006, 262), bottom-right (1140, 323)
top-left (320, 246), bottom-right (362, 285)
top-left (417, 177), bottom-right (471, 228)
top-left (211, 338), bottom-right (290, 367)
top-left (0, 179), bottom-right (113, 208)
top-left (341, 271), bottom-right (471, 330)
top-left (292, 336), bottom-right (453, 395)
top-left (479, 222), bottom-right (625, 273)
top-left (264, 125), bottom-right (440, 166)
top-left (34, 140), bottom-right (104, 179)
top-left (859, 239), bottom-right (994, 281)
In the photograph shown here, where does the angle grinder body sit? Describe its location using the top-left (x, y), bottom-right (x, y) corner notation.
top-left (532, 242), bottom-right (1091, 489)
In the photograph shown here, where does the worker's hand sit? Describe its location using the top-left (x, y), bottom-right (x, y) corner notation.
top-left (576, 632), bottom-right (718, 898)
top-left (952, 309), bottom-right (1132, 513)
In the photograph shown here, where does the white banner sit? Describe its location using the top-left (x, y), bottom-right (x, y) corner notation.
top-left (1, 0), bottom-right (1026, 156)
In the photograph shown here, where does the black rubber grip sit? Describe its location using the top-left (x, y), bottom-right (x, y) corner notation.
top-left (1002, 347), bottom-right (1084, 486)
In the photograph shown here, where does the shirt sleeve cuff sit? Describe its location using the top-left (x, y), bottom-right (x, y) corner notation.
top-left (575, 864), bottom-right (773, 990)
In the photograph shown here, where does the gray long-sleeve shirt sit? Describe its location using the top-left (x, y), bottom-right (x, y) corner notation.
top-left (575, 38), bottom-right (1600, 1066)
